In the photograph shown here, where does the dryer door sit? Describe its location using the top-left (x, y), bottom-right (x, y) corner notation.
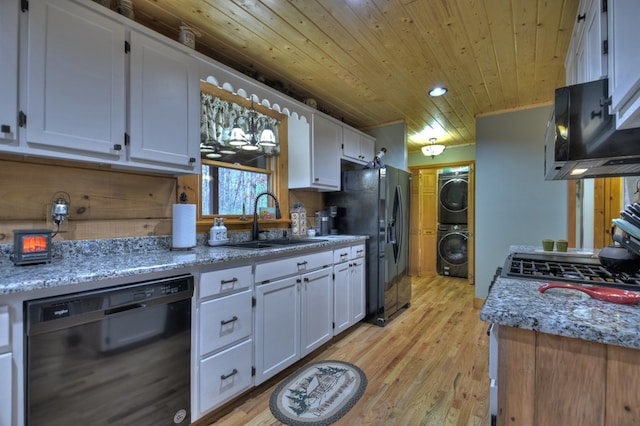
top-left (439, 177), bottom-right (468, 224)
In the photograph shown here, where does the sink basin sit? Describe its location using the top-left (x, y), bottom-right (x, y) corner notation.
top-left (224, 241), bottom-right (276, 249)
top-left (265, 238), bottom-right (328, 246)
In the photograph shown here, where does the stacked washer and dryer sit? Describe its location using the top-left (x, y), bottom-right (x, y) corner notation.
top-left (437, 170), bottom-right (469, 278)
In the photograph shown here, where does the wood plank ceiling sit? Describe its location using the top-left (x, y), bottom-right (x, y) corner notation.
top-left (128, 0), bottom-right (579, 153)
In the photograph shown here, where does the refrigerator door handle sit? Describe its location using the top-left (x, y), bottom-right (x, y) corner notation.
top-left (394, 184), bottom-right (404, 262)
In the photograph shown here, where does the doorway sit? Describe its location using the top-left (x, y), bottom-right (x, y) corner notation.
top-left (409, 161), bottom-right (475, 284)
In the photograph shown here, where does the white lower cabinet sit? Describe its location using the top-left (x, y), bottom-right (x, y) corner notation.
top-left (195, 266), bottom-right (253, 419)
top-left (0, 304), bottom-right (10, 426)
top-left (254, 250), bottom-right (333, 385)
top-left (333, 244), bottom-right (366, 336)
top-left (0, 352), bottom-right (11, 426)
top-left (199, 339), bottom-right (253, 415)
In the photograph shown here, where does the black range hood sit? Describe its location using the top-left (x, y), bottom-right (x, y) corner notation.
top-left (544, 78), bottom-right (640, 180)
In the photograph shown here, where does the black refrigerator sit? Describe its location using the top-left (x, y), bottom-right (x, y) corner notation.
top-left (325, 166), bottom-right (411, 326)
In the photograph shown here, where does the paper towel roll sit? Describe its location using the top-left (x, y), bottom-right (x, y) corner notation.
top-left (172, 204), bottom-right (196, 249)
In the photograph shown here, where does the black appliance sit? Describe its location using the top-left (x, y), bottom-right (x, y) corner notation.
top-left (25, 274), bottom-right (194, 426)
top-left (438, 172), bottom-right (468, 224)
top-left (501, 251), bottom-right (640, 290)
top-left (544, 78), bottom-right (640, 180)
top-left (437, 224), bottom-right (468, 278)
top-left (324, 166), bottom-right (411, 326)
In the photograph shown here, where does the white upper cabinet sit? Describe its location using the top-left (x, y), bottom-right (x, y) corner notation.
top-left (0, 0), bottom-right (19, 144)
top-left (11, 0), bottom-right (200, 174)
top-left (607, 0), bottom-right (640, 129)
top-left (311, 114), bottom-right (341, 189)
top-left (342, 126), bottom-right (375, 165)
top-left (565, 0), bottom-right (607, 85)
top-left (25, 0), bottom-right (126, 158)
top-left (288, 113), bottom-right (341, 191)
top-left (128, 30), bottom-right (200, 172)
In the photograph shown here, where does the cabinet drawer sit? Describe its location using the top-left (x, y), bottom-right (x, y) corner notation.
top-left (255, 250), bottom-right (332, 283)
top-left (0, 306), bottom-right (8, 350)
top-left (199, 265), bottom-right (252, 299)
top-left (199, 290), bottom-right (252, 356)
top-left (199, 339), bottom-right (252, 415)
top-left (351, 244), bottom-right (366, 260)
top-left (333, 247), bottom-right (351, 264)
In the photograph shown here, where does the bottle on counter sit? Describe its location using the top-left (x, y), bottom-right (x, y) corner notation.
top-left (219, 218), bottom-right (227, 241)
top-left (209, 218), bottom-right (220, 243)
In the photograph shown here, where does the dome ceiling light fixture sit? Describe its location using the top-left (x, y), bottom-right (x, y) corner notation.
top-left (428, 86), bottom-right (448, 97)
top-left (421, 137), bottom-right (446, 158)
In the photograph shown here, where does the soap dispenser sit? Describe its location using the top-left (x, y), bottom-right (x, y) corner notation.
top-left (219, 218), bottom-right (227, 241)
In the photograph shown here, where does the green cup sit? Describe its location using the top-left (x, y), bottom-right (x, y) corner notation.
top-left (542, 239), bottom-right (555, 251)
top-left (556, 240), bottom-right (568, 252)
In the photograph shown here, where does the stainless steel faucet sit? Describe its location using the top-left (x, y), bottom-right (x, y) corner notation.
top-left (252, 191), bottom-right (282, 240)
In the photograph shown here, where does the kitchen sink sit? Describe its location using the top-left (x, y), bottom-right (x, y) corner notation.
top-left (224, 241), bottom-right (276, 249)
top-left (265, 238), bottom-right (328, 245)
top-left (224, 239), bottom-right (327, 249)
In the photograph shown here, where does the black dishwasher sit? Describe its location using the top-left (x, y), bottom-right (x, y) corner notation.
top-left (25, 274), bottom-right (194, 426)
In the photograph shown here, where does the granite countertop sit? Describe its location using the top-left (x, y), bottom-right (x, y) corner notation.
top-left (0, 235), bottom-right (367, 295)
top-left (480, 247), bottom-right (640, 350)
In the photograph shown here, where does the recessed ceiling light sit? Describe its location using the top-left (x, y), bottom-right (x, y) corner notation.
top-left (428, 87), bottom-right (448, 97)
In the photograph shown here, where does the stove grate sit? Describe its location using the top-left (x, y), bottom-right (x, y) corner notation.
top-left (504, 257), bottom-right (640, 290)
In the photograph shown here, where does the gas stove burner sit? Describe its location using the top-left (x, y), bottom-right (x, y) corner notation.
top-left (502, 252), bottom-right (640, 291)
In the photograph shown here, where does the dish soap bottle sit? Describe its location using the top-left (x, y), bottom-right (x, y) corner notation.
top-left (209, 218), bottom-right (220, 244)
top-left (219, 217), bottom-right (227, 241)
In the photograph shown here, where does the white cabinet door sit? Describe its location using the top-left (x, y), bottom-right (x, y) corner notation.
top-left (342, 126), bottom-right (364, 162)
top-left (0, 0), bottom-right (19, 145)
top-left (608, 0), bottom-right (640, 129)
top-left (300, 266), bottom-right (333, 356)
top-left (26, 0), bottom-right (126, 158)
top-left (565, 0), bottom-right (606, 85)
top-left (311, 114), bottom-right (341, 190)
top-left (342, 126), bottom-right (375, 165)
top-left (129, 30), bottom-right (200, 173)
top-left (254, 275), bottom-right (300, 384)
top-left (333, 260), bottom-right (351, 336)
top-left (0, 352), bottom-right (11, 426)
top-left (350, 257), bottom-right (366, 323)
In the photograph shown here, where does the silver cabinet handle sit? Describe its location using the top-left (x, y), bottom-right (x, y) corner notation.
top-left (220, 315), bottom-right (238, 325)
top-left (221, 369), bottom-right (238, 380)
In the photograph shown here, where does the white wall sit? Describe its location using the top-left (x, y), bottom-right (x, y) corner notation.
top-left (475, 105), bottom-right (568, 298)
top-left (365, 122), bottom-right (407, 171)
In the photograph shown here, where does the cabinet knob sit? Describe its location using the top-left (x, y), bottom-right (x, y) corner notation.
top-left (189, 157), bottom-right (196, 163)
top-left (113, 144), bottom-right (122, 151)
top-left (1, 124), bottom-right (10, 133)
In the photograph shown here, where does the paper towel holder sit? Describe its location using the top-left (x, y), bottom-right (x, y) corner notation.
top-left (171, 192), bottom-right (196, 251)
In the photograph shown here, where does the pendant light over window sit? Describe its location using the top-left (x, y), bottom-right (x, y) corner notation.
top-left (421, 137), bottom-right (446, 158)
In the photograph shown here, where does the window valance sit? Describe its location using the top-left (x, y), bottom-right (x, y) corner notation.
top-left (200, 93), bottom-right (281, 161)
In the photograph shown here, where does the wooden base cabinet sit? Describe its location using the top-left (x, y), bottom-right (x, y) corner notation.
top-left (497, 326), bottom-right (640, 425)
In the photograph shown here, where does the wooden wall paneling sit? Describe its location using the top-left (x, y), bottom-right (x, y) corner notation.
top-left (606, 345), bottom-right (640, 424)
top-left (409, 169), bottom-right (421, 276)
top-left (534, 332), bottom-right (606, 426)
top-left (0, 156), bottom-right (177, 242)
top-left (498, 326), bottom-right (535, 426)
top-left (466, 164), bottom-right (475, 285)
top-left (593, 178), bottom-right (606, 249)
top-left (421, 169), bottom-right (437, 275)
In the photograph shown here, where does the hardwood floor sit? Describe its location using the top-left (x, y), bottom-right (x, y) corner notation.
top-left (197, 275), bottom-right (490, 425)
